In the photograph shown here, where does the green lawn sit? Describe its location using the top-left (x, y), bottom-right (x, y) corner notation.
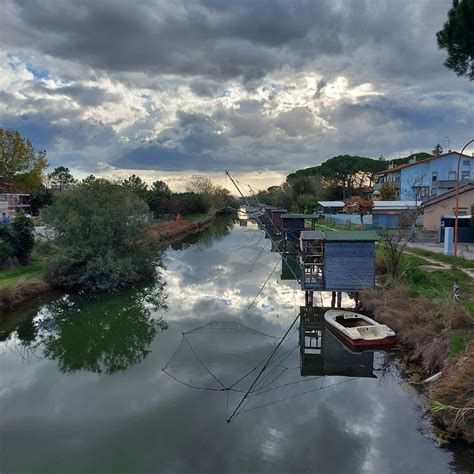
top-left (0, 258), bottom-right (46, 289)
top-left (406, 247), bottom-right (474, 269)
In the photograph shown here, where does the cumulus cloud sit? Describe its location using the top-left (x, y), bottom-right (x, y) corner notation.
top-left (1, 0), bottom-right (473, 189)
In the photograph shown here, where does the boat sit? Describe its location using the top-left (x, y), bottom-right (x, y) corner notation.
top-left (324, 309), bottom-right (396, 347)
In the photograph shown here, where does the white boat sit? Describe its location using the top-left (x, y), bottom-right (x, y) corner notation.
top-left (324, 310), bottom-right (396, 347)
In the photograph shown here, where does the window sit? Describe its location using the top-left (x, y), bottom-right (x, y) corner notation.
top-left (431, 188), bottom-right (437, 195)
top-left (462, 171), bottom-right (470, 180)
top-left (463, 160), bottom-right (470, 166)
top-left (454, 208), bottom-right (468, 216)
top-left (448, 171), bottom-right (456, 180)
top-left (432, 171), bottom-right (437, 182)
top-left (415, 186), bottom-right (430, 198)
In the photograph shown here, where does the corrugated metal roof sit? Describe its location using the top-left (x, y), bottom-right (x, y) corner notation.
top-left (317, 201), bottom-right (344, 207)
top-left (374, 201), bottom-right (420, 209)
top-left (324, 231), bottom-right (378, 241)
top-left (282, 213), bottom-right (320, 219)
top-left (300, 231), bottom-right (324, 240)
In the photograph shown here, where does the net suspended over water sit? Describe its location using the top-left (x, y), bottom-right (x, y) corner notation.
top-left (162, 320), bottom-right (353, 421)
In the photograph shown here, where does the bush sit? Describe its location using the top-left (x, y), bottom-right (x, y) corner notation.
top-left (11, 214), bottom-right (35, 264)
top-left (0, 240), bottom-right (14, 268)
top-left (41, 181), bottom-right (160, 292)
top-left (0, 214), bottom-right (35, 266)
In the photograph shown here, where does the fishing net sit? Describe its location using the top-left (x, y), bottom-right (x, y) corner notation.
top-left (162, 320), bottom-right (346, 421)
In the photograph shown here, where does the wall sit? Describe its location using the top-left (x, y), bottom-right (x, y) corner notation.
top-left (424, 188), bottom-right (474, 230)
top-left (324, 242), bottom-right (375, 290)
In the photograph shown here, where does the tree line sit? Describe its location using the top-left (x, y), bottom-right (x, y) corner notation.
top-left (255, 152), bottom-right (431, 213)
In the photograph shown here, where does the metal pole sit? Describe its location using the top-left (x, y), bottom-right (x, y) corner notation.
top-left (454, 139), bottom-right (474, 257)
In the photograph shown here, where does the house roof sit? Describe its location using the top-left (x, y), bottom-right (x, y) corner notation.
top-left (375, 152), bottom-right (473, 176)
top-left (422, 183), bottom-right (474, 208)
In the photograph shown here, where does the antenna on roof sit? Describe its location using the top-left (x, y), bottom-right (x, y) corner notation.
top-left (432, 144), bottom-right (443, 157)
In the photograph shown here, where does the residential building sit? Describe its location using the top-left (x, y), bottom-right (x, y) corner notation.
top-left (373, 151), bottom-right (474, 201)
top-left (422, 183), bottom-right (474, 231)
top-left (0, 178), bottom-right (30, 221)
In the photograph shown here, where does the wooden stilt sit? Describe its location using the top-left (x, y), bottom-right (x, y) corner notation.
top-left (336, 291), bottom-right (342, 308)
top-left (331, 291), bottom-right (336, 308)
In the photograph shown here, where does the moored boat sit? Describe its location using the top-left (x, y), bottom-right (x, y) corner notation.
top-left (324, 309), bottom-right (396, 347)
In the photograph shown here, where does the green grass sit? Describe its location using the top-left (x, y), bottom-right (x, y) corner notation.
top-left (0, 258), bottom-right (46, 289)
top-left (407, 247), bottom-right (474, 269)
top-left (449, 334), bottom-right (469, 358)
top-left (402, 254), bottom-right (470, 298)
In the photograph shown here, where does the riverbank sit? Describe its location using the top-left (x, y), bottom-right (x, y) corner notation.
top-left (358, 250), bottom-right (474, 443)
top-left (145, 212), bottom-right (217, 244)
top-left (0, 258), bottom-right (50, 312)
top-left (0, 213), bottom-right (220, 312)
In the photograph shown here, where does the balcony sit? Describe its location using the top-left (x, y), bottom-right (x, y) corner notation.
top-left (373, 181), bottom-right (400, 191)
top-left (435, 178), bottom-right (472, 189)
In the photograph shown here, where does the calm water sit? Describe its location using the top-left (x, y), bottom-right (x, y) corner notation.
top-left (1, 218), bottom-right (472, 473)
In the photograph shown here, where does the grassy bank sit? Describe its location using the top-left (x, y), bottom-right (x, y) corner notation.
top-left (359, 249), bottom-right (474, 443)
top-left (145, 212), bottom-right (216, 243)
top-left (0, 257), bottom-right (51, 311)
top-left (1, 213), bottom-right (219, 312)
top-left (406, 247), bottom-right (474, 270)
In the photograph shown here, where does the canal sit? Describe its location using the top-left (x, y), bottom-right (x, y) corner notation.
top-left (0, 217), bottom-right (472, 473)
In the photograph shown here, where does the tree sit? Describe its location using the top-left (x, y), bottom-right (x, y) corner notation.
top-left (343, 196), bottom-right (374, 224)
top-left (121, 174), bottom-right (148, 200)
top-left (0, 214), bottom-right (35, 265)
top-left (0, 128), bottom-right (48, 190)
top-left (28, 187), bottom-right (54, 215)
top-left (42, 181), bottom-right (159, 292)
top-left (437, 0), bottom-right (474, 80)
top-left (379, 182), bottom-right (398, 200)
top-left (47, 166), bottom-right (76, 191)
top-left (147, 180), bottom-right (172, 217)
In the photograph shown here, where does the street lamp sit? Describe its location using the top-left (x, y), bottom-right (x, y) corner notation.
top-left (454, 139), bottom-right (474, 257)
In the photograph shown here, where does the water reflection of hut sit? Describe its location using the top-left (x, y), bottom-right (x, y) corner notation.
top-left (298, 307), bottom-right (375, 378)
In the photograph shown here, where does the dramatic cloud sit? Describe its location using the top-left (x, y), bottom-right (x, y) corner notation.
top-left (1, 0), bottom-right (473, 189)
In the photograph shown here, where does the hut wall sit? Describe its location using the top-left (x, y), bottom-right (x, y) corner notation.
top-left (272, 212), bottom-right (285, 229)
top-left (324, 242), bottom-right (375, 290)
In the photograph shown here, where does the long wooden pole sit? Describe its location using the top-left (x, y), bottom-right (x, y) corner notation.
top-left (454, 140), bottom-right (474, 257)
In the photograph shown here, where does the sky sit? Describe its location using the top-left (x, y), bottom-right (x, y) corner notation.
top-left (1, 0), bottom-right (473, 191)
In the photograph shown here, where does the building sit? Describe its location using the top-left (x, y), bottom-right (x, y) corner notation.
top-left (422, 183), bottom-right (474, 231)
top-left (0, 179), bottom-right (30, 222)
top-left (372, 201), bottom-right (421, 228)
top-left (373, 151), bottom-right (474, 201)
top-left (318, 200), bottom-right (421, 228)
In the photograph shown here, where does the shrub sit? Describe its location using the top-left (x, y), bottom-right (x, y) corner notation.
top-left (0, 214), bottom-right (35, 266)
top-left (41, 181), bottom-right (160, 292)
top-left (11, 214), bottom-right (35, 264)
